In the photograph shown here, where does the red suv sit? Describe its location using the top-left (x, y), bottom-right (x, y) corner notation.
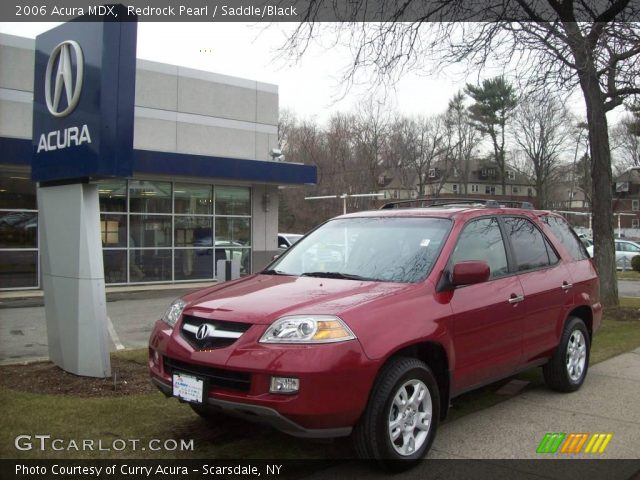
top-left (148, 200), bottom-right (601, 468)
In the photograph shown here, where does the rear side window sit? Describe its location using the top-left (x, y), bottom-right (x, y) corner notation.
top-left (451, 217), bottom-right (509, 278)
top-left (542, 216), bottom-right (588, 261)
top-left (503, 217), bottom-right (558, 271)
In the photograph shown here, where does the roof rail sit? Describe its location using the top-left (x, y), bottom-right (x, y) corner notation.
top-left (380, 198), bottom-right (535, 210)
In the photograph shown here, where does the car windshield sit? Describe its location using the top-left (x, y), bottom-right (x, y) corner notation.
top-left (267, 217), bottom-right (451, 283)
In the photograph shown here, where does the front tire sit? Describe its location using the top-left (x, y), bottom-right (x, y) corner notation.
top-left (353, 357), bottom-right (440, 471)
top-left (543, 316), bottom-right (590, 392)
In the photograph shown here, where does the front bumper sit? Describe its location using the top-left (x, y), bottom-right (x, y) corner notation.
top-left (148, 319), bottom-right (378, 437)
top-left (151, 376), bottom-right (352, 438)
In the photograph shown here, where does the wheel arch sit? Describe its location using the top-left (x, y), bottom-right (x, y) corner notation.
top-left (385, 341), bottom-right (451, 420)
top-left (567, 305), bottom-right (593, 341)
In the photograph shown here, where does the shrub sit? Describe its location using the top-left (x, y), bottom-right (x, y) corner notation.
top-left (632, 255), bottom-right (640, 273)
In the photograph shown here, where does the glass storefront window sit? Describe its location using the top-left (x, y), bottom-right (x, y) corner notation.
top-left (215, 217), bottom-right (251, 246)
top-left (175, 183), bottom-right (212, 215)
top-left (174, 216), bottom-right (213, 247)
top-left (0, 175), bottom-right (253, 289)
top-left (130, 215), bottom-right (172, 248)
top-left (0, 250), bottom-right (38, 288)
top-left (0, 211), bottom-right (37, 248)
top-left (214, 247), bottom-right (251, 276)
top-left (130, 249), bottom-right (172, 282)
top-left (103, 250), bottom-right (127, 283)
top-left (129, 180), bottom-right (171, 213)
top-left (215, 186), bottom-right (250, 216)
top-left (100, 214), bottom-right (127, 247)
top-left (174, 249), bottom-right (214, 280)
top-left (0, 168), bottom-right (36, 210)
top-left (97, 180), bottom-right (127, 212)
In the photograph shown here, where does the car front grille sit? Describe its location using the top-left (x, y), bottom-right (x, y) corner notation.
top-left (164, 357), bottom-right (252, 393)
top-left (180, 314), bottom-right (251, 350)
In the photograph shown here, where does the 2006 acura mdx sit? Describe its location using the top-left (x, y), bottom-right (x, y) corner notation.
top-left (149, 200), bottom-right (601, 469)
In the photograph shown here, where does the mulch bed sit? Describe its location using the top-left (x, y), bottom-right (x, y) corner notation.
top-left (0, 356), bottom-right (156, 397)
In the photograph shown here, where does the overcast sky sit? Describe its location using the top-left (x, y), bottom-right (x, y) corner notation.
top-left (0, 21), bottom-right (611, 125)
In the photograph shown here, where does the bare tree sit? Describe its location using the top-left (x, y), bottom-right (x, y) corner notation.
top-left (513, 91), bottom-right (572, 208)
top-left (405, 115), bottom-right (450, 197)
top-left (612, 106), bottom-right (640, 171)
top-left (282, 1), bottom-right (640, 305)
top-left (445, 91), bottom-right (480, 195)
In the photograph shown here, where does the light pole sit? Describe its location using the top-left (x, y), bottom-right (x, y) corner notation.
top-left (305, 193), bottom-right (385, 215)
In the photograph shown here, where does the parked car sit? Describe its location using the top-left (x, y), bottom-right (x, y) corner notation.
top-left (586, 239), bottom-right (640, 268)
top-left (278, 233), bottom-right (303, 249)
top-left (580, 237), bottom-right (593, 250)
top-left (149, 202), bottom-right (600, 469)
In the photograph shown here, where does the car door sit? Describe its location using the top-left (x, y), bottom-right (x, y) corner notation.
top-left (617, 241), bottom-right (640, 269)
top-left (448, 216), bottom-right (525, 393)
top-left (502, 216), bottom-right (572, 364)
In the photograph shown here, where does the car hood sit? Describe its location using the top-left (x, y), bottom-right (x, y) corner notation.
top-left (182, 274), bottom-right (411, 325)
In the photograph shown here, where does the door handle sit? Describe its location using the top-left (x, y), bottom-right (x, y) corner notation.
top-left (508, 294), bottom-right (525, 304)
top-left (561, 281), bottom-right (573, 290)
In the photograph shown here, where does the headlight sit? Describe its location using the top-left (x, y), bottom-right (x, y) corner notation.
top-left (260, 315), bottom-right (356, 344)
top-left (161, 298), bottom-right (186, 328)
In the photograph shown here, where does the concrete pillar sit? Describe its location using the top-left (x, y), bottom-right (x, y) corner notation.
top-left (38, 183), bottom-right (111, 378)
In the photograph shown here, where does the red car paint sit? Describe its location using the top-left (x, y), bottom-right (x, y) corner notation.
top-left (149, 206), bottom-right (601, 436)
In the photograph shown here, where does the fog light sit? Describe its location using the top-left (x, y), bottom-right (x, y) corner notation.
top-left (270, 376), bottom-right (299, 394)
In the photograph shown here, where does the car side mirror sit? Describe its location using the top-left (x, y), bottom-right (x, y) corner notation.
top-left (450, 261), bottom-right (490, 287)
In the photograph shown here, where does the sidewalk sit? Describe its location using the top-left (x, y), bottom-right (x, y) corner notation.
top-left (307, 348), bottom-right (640, 479)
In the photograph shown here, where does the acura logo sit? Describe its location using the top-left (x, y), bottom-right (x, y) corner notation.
top-left (45, 40), bottom-right (84, 117)
top-left (195, 324), bottom-right (214, 340)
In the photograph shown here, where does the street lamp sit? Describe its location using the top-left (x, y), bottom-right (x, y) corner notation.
top-left (305, 193), bottom-right (385, 215)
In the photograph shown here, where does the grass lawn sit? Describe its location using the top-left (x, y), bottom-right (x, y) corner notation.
top-left (618, 270), bottom-right (640, 281)
top-left (1, 301), bottom-right (638, 460)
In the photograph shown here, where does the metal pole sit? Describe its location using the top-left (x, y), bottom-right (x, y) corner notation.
top-left (342, 195), bottom-right (347, 215)
top-left (617, 214), bottom-right (621, 238)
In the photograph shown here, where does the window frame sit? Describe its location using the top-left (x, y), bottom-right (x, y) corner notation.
top-left (445, 215), bottom-right (513, 284)
top-left (499, 215), bottom-right (562, 274)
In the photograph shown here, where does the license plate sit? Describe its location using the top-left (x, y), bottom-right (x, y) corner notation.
top-left (172, 372), bottom-right (205, 404)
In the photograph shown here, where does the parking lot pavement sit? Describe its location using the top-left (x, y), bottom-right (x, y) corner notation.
top-left (0, 293), bottom-right (180, 364)
top-left (307, 349), bottom-right (640, 480)
top-left (618, 280), bottom-right (639, 297)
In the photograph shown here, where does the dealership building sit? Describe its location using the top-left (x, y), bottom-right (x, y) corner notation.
top-left (0, 32), bottom-right (316, 291)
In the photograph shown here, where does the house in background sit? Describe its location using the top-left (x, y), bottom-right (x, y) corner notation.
top-left (378, 159), bottom-right (536, 203)
top-left (613, 168), bottom-right (640, 231)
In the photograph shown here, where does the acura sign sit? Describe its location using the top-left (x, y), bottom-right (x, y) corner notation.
top-left (45, 40), bottom-right (84, 117)
top-left (32, 8), bottom-right (137, 182)
top-left (38, 41), bottom-right (92, 154)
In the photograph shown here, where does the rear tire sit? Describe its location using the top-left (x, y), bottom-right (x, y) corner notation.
top-left (353, 357), bottom-right (440, 471)
top-left (543, 316), bottom-right (590, 392)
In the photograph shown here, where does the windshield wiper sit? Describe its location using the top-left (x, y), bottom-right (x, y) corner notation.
top-left (262, 269), bottom-right (292, 276)
top-left (300, 271), bottom-right (375, 281)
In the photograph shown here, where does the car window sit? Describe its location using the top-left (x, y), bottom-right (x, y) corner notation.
top-left (542, 215), bottom-right (588, 261)
top-left (450, 217), bottom-right (509, 279)
top-left (503, 217), bottom-right (558, 272)
top-left (629, 243), bottom-right (640, 253)
top-left (271, 217), bottom-right (452, 283)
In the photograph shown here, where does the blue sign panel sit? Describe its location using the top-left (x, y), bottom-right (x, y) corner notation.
top-left (32, 9), bottom-right (137, 183)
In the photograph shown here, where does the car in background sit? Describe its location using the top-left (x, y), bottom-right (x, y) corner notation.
top-left (278, 233), bottom-right (303, 249)
top-left (586, 239), bottom-right (640, 268)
